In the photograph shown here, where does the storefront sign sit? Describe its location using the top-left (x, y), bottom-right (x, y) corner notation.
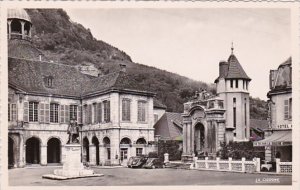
top-left (276, 124), bottom-right (292, 129)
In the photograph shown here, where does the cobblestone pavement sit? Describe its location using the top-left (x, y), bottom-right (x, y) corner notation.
top-left (9, 166), bottom-right (292, 186)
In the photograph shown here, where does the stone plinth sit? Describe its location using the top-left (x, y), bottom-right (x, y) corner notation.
top-left (43, 144), bottom-right (103, 180)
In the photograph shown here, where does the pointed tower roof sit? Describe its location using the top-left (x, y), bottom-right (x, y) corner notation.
top-left (225, 54), bottom-right (251, 80)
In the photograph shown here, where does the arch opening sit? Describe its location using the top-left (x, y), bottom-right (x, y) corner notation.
top-left (103, 137), bottom-right (111, 161)
top-left (194, 123), bottom-right (205, 156)
top-left (26, 137), bottom-right (40, 164)
top-left (47, 138), bottom-right (61, 164)
top-left (8, 137), bottom-right (15, 167)
top-left (11, 19), bottom-right (21, 34)
top-left (92, 136), bottom-right (100, 165)
top-left (136, 138), bottom-right (147, 144)
top-left (83, 137), bottom-right (89, 163)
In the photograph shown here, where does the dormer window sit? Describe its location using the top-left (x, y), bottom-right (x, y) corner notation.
top-left (44, 76), bottom-right (54, 88)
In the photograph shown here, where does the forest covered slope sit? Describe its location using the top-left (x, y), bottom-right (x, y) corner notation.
top-left (25, 9), bottom-right (268, 118)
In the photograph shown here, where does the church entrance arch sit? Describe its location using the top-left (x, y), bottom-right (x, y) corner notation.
top-left (194, 123), bottom-right (205, 156)
top-left (47, 138), bottom-right (61, 164)
top-left (26, 137), bottom-right (40, 164)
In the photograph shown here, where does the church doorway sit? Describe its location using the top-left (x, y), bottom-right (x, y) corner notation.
top-left (47, 138), bottom-right (61, 164)
top-left (8, 137), bottom-right (15, 168)
top-left (194, 123), bottom-right (205, 156)
top-left (92, 136), bottom-right (100, 165)
top-left (26, 137), bottom-right (40, 164)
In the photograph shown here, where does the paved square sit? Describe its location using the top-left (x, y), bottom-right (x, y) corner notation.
top-left (9, 166), bottom-right (292, 186)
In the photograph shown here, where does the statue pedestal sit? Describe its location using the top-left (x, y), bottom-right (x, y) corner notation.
top-left (43, 144), bottom-right (103, 180)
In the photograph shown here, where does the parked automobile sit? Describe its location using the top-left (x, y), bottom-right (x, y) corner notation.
top-left (127, 157), bottom-right (134, 168)
top-left (143, 158), bottom-right (164, 169)
top-left (128, 156), bottom-right (148, 168)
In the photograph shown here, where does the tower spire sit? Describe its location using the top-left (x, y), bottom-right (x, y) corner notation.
top-left (231, 42), bottom-right (234, 55)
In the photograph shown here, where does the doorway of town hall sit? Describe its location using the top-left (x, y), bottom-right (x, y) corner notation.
top-left (47, 138), bottom-right (61, 164)
top-left (26, 137), bottom-right (41, 165)
top-left (120, 137), bottom-right (131, 166)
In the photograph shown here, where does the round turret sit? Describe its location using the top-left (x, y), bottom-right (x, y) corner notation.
top-left (7, 9), bottom-right (32, 40)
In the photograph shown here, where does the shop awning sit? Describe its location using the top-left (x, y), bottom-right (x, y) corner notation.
top-left (253, 130), bottom-right (292, 146)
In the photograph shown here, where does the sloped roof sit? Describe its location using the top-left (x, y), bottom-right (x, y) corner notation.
top-left (9, 57), bottom-right (92, 97)
top-left (8, 40), bottom-right (47, 61)
top-left (8, 57), bottom-right (155, 98)
top-left (279, 57), bottom-right (292, 68)
top-left (154, 112), bottom-right (183, 140)
top-left (153, 98), bottom-right (167, 109)
top-left (226, 54), bottom-right (251, 80)
top-left (250, 119), bottom-right (268, 132)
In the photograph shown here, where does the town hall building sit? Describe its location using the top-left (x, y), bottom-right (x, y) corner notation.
top-left (7, 9), bottom-right (158, 168)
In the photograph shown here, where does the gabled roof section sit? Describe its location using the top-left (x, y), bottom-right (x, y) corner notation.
top-left (226, 54), bottom-right (251, 80)
top-left (8, 40), bottom-right (47, 61)
top-left (83, 70), bottom-right (155, 97)
top-left (153, 98), bottom-right (167, 109)
top-left (8, 57), bottom-right (92, 97)
top-left (250, 119), bottom-right (269, 131)
top-left (9, 57), bottom-right (155, 98)
top-left (154, 112), bottom-right (183, 141)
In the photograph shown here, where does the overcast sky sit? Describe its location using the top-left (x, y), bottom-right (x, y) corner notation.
top-left (66, 8), bottom-right (291, 100)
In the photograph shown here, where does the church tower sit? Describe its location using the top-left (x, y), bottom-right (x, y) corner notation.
top-left (214, 45), bottom-right (251, 142)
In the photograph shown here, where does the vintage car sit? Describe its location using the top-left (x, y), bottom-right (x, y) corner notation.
top-left (143, 158), bottom-right (164, 169)
top-left (128, 156), bottom-right (148, 168)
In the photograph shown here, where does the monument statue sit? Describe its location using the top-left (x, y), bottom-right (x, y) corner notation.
top-left (67, 118), bottom-right (79, 144)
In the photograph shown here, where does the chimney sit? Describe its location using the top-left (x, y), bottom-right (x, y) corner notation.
top-left (39, 54), bottom-right (42, 61)
top-left (219, 61), bottom-right (228, 78)
top-left (120, 64), bottom-right (126, 72)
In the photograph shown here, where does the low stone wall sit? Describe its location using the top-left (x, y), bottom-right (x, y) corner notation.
top-left (276, 159), bottom-right (292, 173)
top-left (192, 157), bottom-right (260, 173)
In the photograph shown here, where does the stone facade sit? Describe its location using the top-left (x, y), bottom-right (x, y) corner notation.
top-left (7, 9), bottom-right (156, 168)
top-left (182, 50), bottom-right (251, 161)
top-left (8, 86), bottom-right (156, 167)
top-left (256, 57), bottom-right (292, 162)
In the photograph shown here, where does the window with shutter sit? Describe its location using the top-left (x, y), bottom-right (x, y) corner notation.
top-left (97, 103), bottom-right (102, 123)
top-left (39, 103), bottom-right (45, 123)
top-left (284, 100), bottom-right (289, 120)
top-left (122, 99), bottom-right (131, 121)
top-left (45, 104), bottom-right (50, 123)
top-left (23, 102), bottom-right (29, 122)
top-left (8, 104), bottom-right (11, 121)
top-left (29, 102), bottom-right (39, 122)
top-left (78, 105), bottom-right (82, 124)
top-left (65, 105), bottom-right (70, 123)
top-left (103, 101), bottom-right (110, 122)
top-left (70, 105), bottom-right (77, 122)
top-left (88, 104), bottom-right (92, 124)
top-left (289, 98), bottom-right (292, 119)
top-left (83, 105), bottom-right (87, 124)
top-left (50, 103), bottom-right (59, 123)
top-left (138, 101), bottom-right (146, 122)
top-left (12, 104), bottom-right (17, 121)
top-left (60, 105), bottom-right (65, 123)
top-left (93, 103), bottom-right (97, 124)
